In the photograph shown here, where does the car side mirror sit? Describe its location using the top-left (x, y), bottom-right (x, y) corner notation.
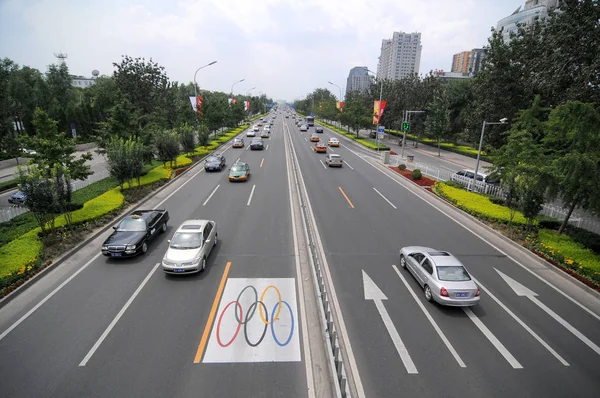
top-left (167, 239), bottom-right (171, 243)
top-left (205, 239), bottom-right (211, 244)
top-left (112, 225), bottom-right (118, 230)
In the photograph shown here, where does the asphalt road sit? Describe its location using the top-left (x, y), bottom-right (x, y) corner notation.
top-left (0, 148), bottom-right (106, 210)
top-left (286, 115), bottom-right (600, 397)
top-left (0, 115), bottom-right (315, 397)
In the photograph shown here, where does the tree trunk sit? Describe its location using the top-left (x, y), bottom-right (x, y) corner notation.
top-left (558, 200), bottom-right (578, 235)
top-left (438, 138), bottom-right (441, 157)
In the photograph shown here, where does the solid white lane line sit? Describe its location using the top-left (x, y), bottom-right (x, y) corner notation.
top-left (284, 123), bottom-right (316, 398)
top-left (304, 137), bottom-right (308, 142)
top-left (344, 146), bottom-right (600, 323)
top-left (266, 144), bottom-right (269, 151)
top-left (463, 307), bottom-right (523, 369)
top-left (245, 145), bottom-right (250, 151)
top-left (373, 188), bottom-right (397, 209)
top-left (246, 184), bottom-right (256, 206)
top-left (471, 277), bottom-right (569, 366)
top-left (0, 253), bottom-right (102, 342)
top-left (529, 295), bottom-right (600, 356)
top-left (392, 265), bottom-right (465, 367)
top-left (344, 161), bottom-right (355, 170)
top-left (79, 262), bottom-right (161, 366)
top-left (202, 184), bottom-right (220, 206)
top-left (235, 157), bottom-right (240, 163)
top-left (319, 160), bottom-right (327, 169)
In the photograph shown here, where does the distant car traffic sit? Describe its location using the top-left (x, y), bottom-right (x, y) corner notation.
top-left (314, 142), bottom-right (327, 153)
top-left (161, 219), bottom-right (218, 274)
top-left (261, 130), bottom-right (270, 138)
top-left (399, 246), bottom-right (480, 306)
top-left (325, 153), bottom-right (343, 167)
top-left (300, 124), bottom-right (308, 131)
top-left (8, 191), bottom-right (26, 204)
top-left (247, 129), bottom-right (256, 137)
top-left (232, 138), bottom-right (245, 148)
top-left (250, 137), bottom-right (265, 150)
top-left (310, 134), bottom-right (320, 142)
top-left (102, 210), bottom-right (170, 257)
top-left (228, 162), bottom-right (250, 182)
top-left (328, 137), bottom-right (340, 147)
top-left (253, 125), bottom-right (260, 132)
top-left (316, 126), bottom-right (324, 133)
top-left (204, 154), bottom-right (226, 171)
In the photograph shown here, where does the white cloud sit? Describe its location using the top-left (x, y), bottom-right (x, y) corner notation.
top-left (0, 0), bottom-right (524, 101)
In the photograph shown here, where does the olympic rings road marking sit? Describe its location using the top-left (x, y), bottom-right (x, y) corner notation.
top-left (216, 285), bottom-right (294, 348)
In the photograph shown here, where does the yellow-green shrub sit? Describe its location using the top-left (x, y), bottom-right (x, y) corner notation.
top-left (538, 229), bottom-right (600, 272)
top-left (435, 182), bottom-right (528, 225)
top-left (64, 188), bottom-right (124, 225)
top-left (139, 165), bottom-right (170, 184)
top-left (0, 230), bottom-right (42, 277)
top-left (174, 154), bottom-right (193, 167)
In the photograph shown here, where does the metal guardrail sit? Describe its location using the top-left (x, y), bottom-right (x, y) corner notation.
top-left (387, 153), bottom-right (600, 235)
top-left (0, 170), bottom-right (111, 223)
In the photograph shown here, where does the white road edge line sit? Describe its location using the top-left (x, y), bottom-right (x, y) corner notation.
top-left (202, 184), bottom-right (220, 206)
top-left (246, 184), bottom-right (256, 206)
top-left (0, 252), bottom-right (102, 342)
top-left (463, 307), bottom-right (523, 369)
top-left (79, 262), bottom-right (161, 366)
top-left (340, 143), bottom-right (600, 322)
top-left (471, 276), bottom-right (569, 366)
top-left (343, 161), bottom-right (354, 170)
top-left (284, 120), bottom-right (315, 398)
top-left (392, 265), bottom-right (466, 367)
top-left (373, 188), bottom-right (397, 209)
top-left (286, 122), bottom-right (366, 397)
top-left (0, 158), bottom-right (211, 342)
top-left (319, 160), bottom-right (327, 169)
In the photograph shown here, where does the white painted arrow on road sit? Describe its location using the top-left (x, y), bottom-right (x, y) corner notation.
top-left (496, 269), bottom-right (600, 357)
top-left (362, 270), bottom-right (418, 374)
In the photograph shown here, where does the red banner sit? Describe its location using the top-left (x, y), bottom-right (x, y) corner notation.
top-left (336, 101), bottom-right (345, 112)
top-left (373, 100), bottom-right (387, 124)
top-left (196, 96), bottom-right (204, 115)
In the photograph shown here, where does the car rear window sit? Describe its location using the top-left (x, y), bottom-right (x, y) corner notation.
top-left (436, 266), bottom-right (471, 281)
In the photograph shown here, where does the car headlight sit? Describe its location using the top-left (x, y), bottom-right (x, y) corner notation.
top-left (162, 259), bottom-right (174, 266)
top-left (127, 244), bottom-right (136, 250)
top-left (102, 245), bottom-right (108, 250)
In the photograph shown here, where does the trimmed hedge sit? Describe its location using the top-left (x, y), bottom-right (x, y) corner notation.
top-left (537, 229), bottom-right (600, 272)
top-left (0, 230), bottom-right (42, 278)
top-left (0, 178), bottom-right (18, 192)
top-left (435, 182), bottom-right (528, 225)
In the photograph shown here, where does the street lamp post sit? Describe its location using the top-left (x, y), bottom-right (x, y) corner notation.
top-left (473, 118), bottom-right (507, 189)
top-left (361, 68), bottom-right (384, 151)
top-left (328, 81), bottom-right (342, 127)
top-left (193, 61), bottom-right (217, 99)
top-left (230, 78), bottom-right (245, 95)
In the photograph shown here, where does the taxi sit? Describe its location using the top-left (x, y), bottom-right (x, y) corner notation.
top-left (309, 134), bottom-right (320, 142)
top-left (232, 138), bottom-right (245, 148)
top-left (328, 137), bottom-right (340, 147)
top-left (314, 142), bottom-right (327, 153)
top-left (228, 162), bottom-right (250, 182)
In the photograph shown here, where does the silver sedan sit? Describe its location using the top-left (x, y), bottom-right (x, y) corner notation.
top-left (399, 246), bottom-right (480, 306)
top-left (162, 219), bottom-right (218, 274)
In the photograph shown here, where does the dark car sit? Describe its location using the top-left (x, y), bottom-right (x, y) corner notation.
top-left (369, 131), bottom-right (377, 138)
top-left (316, 126), bottom-right (324, 133)
top-left (250, 138), bottom-right (264, 150)
top-left (8, 191), bottom-right (26, 205)
top-left (205, 154), bottom-right (226, 171)
top-left (101, 209), bottom-right (170, 257)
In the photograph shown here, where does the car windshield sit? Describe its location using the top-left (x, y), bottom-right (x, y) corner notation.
top-left (117, 218), bottom-right (147, 232)
top-left (170, 232), bottom-right (202, 249)
top-left (206, 157), bottom-right (218, 162)
top-left (231, 165), bottom-right (245, 171)
top-left (436, 266), bottom-right (471, 281)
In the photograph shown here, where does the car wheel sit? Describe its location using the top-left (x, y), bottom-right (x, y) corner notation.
top-left (424, 285), bottom-right (433, 302)
top-left (201, 257), bottom-right (207, 271)
top-left (400, 254), bottom-right (407, 269)
top-left (161, 222), bottom-right (167, 233)
top-left (141, 242), bottom-right (148, 254)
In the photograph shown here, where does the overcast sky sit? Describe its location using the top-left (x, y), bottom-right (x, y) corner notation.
top-left (0, 0), bottom-right (524, 102)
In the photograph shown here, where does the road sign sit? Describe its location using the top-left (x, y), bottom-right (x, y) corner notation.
top-left (377, 125), bottom-right (385, 133)
top-left (71, 123), bottom-right (77, 138)
top-left (402, 122), bottom-right (410, 131)
top-left (378, 132), bottom-right (385, 140)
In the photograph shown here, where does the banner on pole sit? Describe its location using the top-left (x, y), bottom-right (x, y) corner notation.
top-left (196, 96), bottom-right (204, 115)
top-left (336, 102), bottom-right (345, 112)
top-left (373, 100), bottom-right (387, 124)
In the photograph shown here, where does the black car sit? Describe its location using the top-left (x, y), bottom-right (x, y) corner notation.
top-left (316, 126), bottom-right (324, 133)
top-left (205, 154), bottom-right (226, 171)
top-left (101, 209), bottom-right (170, 257)
top-left (250, 138), bottom-right (264, 150)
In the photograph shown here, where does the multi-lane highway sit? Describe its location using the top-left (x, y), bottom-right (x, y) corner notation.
top-left (0, 110), bottom-right (599, 398)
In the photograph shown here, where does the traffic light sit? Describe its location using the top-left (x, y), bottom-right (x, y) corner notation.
top-left (402, 122), bottom-right (410, 131)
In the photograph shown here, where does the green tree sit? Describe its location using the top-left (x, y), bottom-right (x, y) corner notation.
top-left (179, 123), bottom-right (196, 155)
top-left (339, 90), bottom-right (371, 137)
top-left (425, 86), bottom-right (452, 156)
top-left (46, 62), bottom-right (73, 131)
top-left (105, 136), bottom-right (145, 189)
top-left (25, 108), bottom-right (93, 181)
top-left (155, 130), bottom-right (180, 167)
top-left (197, 122), bottom-right (210, 148)
top-left (16, 165), bottom-right (56, 232)
top-left (52, 163), bottom-right (74, 226)
top-left (543, 101), bottom-right (600, 234)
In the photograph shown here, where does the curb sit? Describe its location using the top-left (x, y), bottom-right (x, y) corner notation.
top-left (0, 151), bottom-right (214, 309)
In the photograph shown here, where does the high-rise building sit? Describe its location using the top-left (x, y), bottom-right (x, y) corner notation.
top-left (451, 49), bottom-right (486, 74)
top-left (376, 31), bottom-right (422, 81)
top-left (345, 67), bottom-right (372, 95)
top-left (496, 0), bottom-right (560, 43)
